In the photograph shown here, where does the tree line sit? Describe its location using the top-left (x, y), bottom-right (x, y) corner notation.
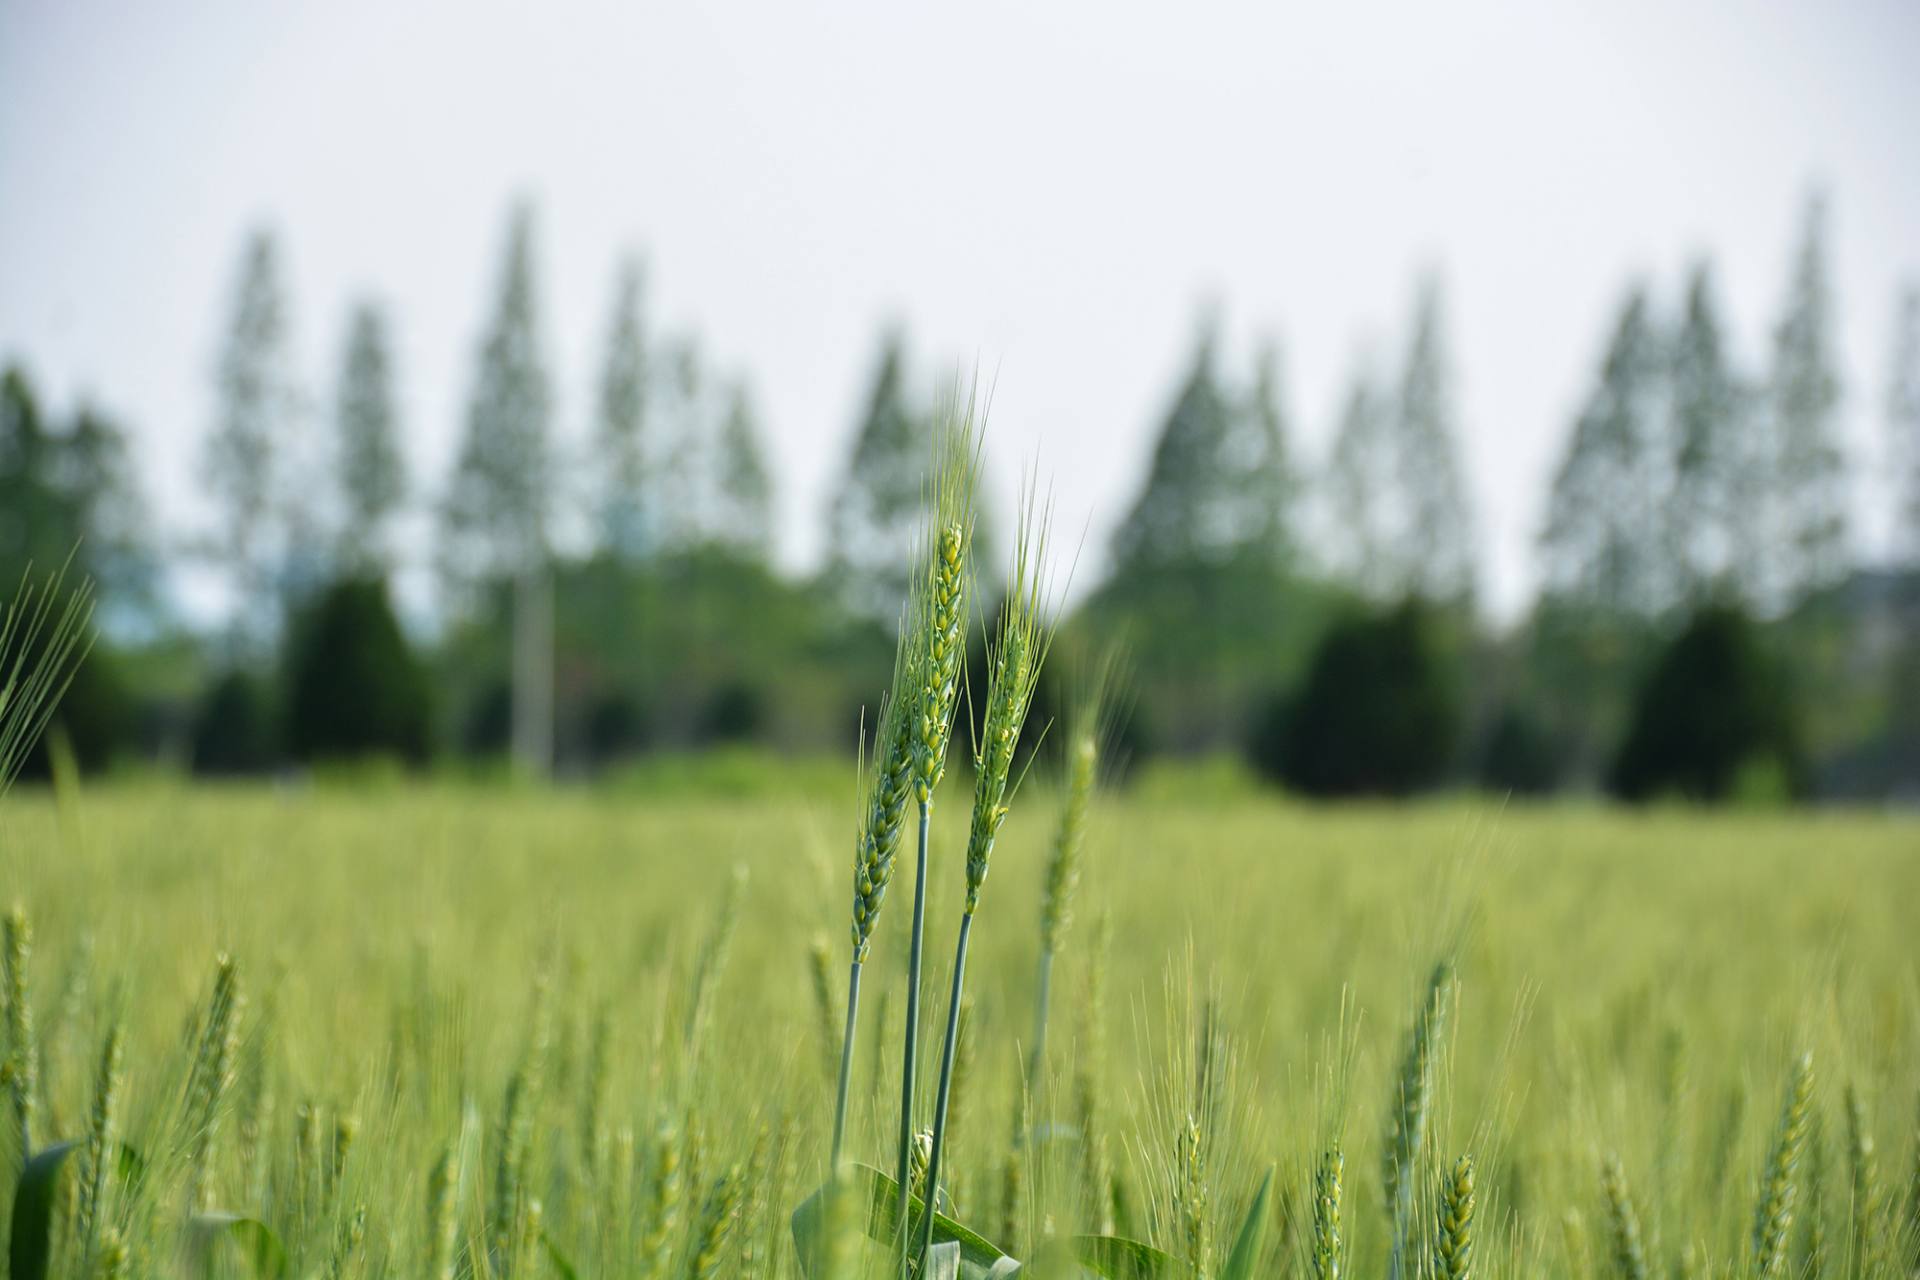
top-left (3, 191), bottom-right (1917, 798)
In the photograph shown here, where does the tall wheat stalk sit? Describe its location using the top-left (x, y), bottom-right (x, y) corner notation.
top-left (830, 626), bottom-right (916, 1170)
top-left (1026, 648), bottom-right (1120, 1105)
top-left (892, 406), bottom-right (979, 1269)
top-left (1601, 1153), bottom-right (1648, 1280)
top-left (1753, 1051), bottom-right (1815, 1279)
top-left (1842, 1084), bottom-right (1882, 1280)
top-left (1384, 959), bottom-right (1454, 1280)
top-left (3, 905), bottom-right (37, 1169)
top-left (918, 499), bottom-right (1052, 1268)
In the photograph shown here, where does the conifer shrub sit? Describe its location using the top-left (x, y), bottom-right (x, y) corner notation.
top-left (285, 575), bottom-right (432, 766)
top-left (1250, 600), bottom-right (1464, 796)
top-left (702, 680), bottom-right (766, 745)
top-left (1475, 702), bottom-right (1563, 796)
top-left (190, 668), bottom-right (277, 776)
top-left (1610, 604), bottom-right (1803, 802)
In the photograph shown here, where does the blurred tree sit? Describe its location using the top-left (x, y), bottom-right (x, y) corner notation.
top-left (1238, 339), bottom-right (1303, 571)
top-left (202, 228), bottom-right (303, 643)
top-left (0, 367), bottom-right (74, 575)
top-left (711, 380), bottom-right (774, 562)
top-left (440, 201), bottom-right (554, 775)
top-left (1321, 361), bottom-right (1396, 597)
top-left (285, 576), bottom-right (431, 765)
top-left (1249, 600), bottom-right (1464, 796)
top-left (1667, 262), bottom-right (1757, 604)
top-left (1110, 322), bottom-right (1244, 575)
top-left (826, 327), bottom-right (924, 615)
top-left (1610, 603), bottom-right (1804, 801)
top-left (1540, 286), bottom-right (1671, 617)
top-left (1879, 284), bottom-right (1920, 795)
top-left (1888, 283), bottom-right (1920, 568)
top-left (594, 255), bottom-right (651, 559)
top-left (1, 367), bottom-right (158, 633)
top-left (57, 404), bottom-right (159, 629)
top-left (1392, 277), bottom-right (1477, 605)
top-left (650, 337), bottom-right (709, 552)
top-left (190, 668), bottom-right (277, 776)
top-left (333, 301), bottom-right (407, 575)
top-left (1097, 320), bottom-right (1331, 753)
top-left (1474, 701), bottom-right (1563, 797)
top-left (441, 203), bottom-right (553, 594)
top-left (702, 679), bottom-right (766, 744)
top-left (1764, 192), bottom-right (1849, 607)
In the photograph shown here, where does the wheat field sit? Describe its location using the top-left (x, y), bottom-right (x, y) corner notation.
top-left (0, 774), bottom-right (1914, 1278)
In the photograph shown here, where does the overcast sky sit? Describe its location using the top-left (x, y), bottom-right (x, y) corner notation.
top-left (3, 0), bottom-right (1917, 621)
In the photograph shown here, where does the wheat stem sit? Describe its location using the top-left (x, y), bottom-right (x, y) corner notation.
top-left (829, 960), bottom-right (863, 1169)
top-left (893, 800), bottom-right (932, 1274)
top-left (917, 912), bottom-right (974, 1262)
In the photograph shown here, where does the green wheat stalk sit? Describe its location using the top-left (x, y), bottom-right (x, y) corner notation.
top-left (1027, 647), bottom-right (1121, 1104)
top-left (75, 1018), bottom-right (125, 1262)
top-left (3, 905), bottom-right (37, 1169)
top-left (1752, 1051), bottom-right (1815, 1279)
top-left (183, 952), bottom-right (242, 1211)
top-left (1843, 1085), bottom-right (1883, 1280)
top-left (830, 621), bottom-right (916, 1170)
top-left (1385, 959), bottom-right (1454, 1280)
top-left (916, 494), bottom-right (1053, 1269)
top-left (893, 403), bottom-right (980, 1271)
top-left (1601, 1153), bottom-right (1648, 1280)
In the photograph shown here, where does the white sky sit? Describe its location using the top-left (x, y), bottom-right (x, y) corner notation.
top-left (3, 0), bottom-right (1917, 622)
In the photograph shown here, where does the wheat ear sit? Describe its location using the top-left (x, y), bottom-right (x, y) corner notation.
top-left (1753, 1051), bottom-right (1815, 1278)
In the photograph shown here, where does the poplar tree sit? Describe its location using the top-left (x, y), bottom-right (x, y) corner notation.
top-left (1393, 278), bottom-right (1477, 605)
top-left (1887, 284), bottom-right (1920, 569)
top-left (203, 227), bottom-right (300, 642)
top-left (1239, 339), bottom-right (1302, 571)
top-left (1539, 286), bottom-right (1671, 617)
top-left (1322, 361), bottom-right (1397, 598)
top-left (333, 301), bottom-right (407, 575)
top-left (1109, 323), bottom-right (1240, 577)
top-left (1765, 193), bottom-right (1849, 606)
top-left (440, 201), bottom-right (554, 774)
top-left (826, 328), bottom-right (924, 614)
top-left (595, 256), bottom-right (650, 560)
top-left (1667, 263), bottom-right (1752, 602)
top-left (441, 202), bottom-right (553, 595)
top-left (712, 380), bottom-right (774, 562)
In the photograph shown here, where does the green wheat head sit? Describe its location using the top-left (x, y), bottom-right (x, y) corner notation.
top-left (425, 1141), bottom-right (462, 1280)
top-left (689, 1166), bottom-right (742, 1280)
top-left (1752, 1051), bottom-right (1815, 1278)
top-left (1842, 1085), bottom-right (1883, 1280)
top-left (964, 501), bottom-right (1054, 915)
top-left (849, 622), bottom-right (918, 964)
top-left (1313, 1143), bottom-right (1346, 1280)
top-left (4, 905), bottom-right (37, 1167)
top-left (1039, 647), bottom-right (1121, 954)
top-left (1601, 1153), bottom-right (1648, 1280)
top-left (1436, 1154), bottom-right (1476, 1280)
top-left (641, 1121), bottom-right (685, 1279)
top-left (185, 952), bottom-right (242, 1210)
top-left (912, 404), bottom-right (981, 805)
top-left (76, 1019), bottom-right (125, 1260)
top-left (1384, 959), bottom-right (1454, 1224)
